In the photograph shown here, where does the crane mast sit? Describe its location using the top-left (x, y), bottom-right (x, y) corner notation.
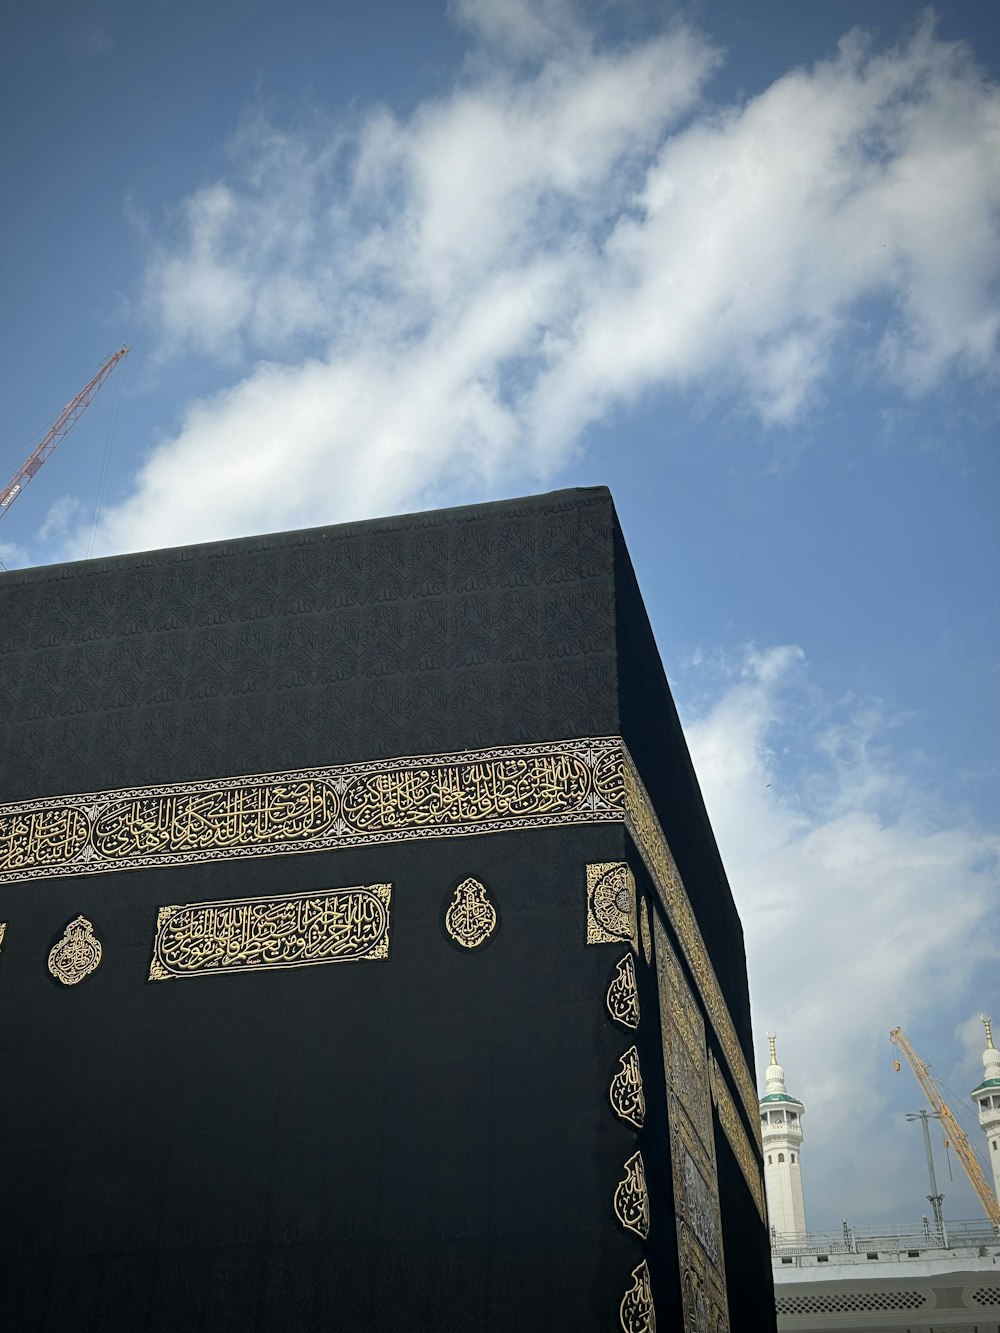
top-left (890, 1025), bottom-right (1000, 1228)
top-left (0, 344), bottom-right (130, 518)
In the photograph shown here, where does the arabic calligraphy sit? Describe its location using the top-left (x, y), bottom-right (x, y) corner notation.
top-left (613, 1150), bottom-right (650, 1240)
top-left (343, 753), bottom-right (592, 830)
top-left (670, 1106), bottom-right (729, 1329)
top-left (678, 1221), bottom-right (730, 1333)
top-left (587, 861), bottom-right (637, 949)
top-left (683, 1148), bottom-right (720, 1266)
top-left (607, 953), bottom-right (640, 1030)
top-left (619, 1260), bottom-right (656, 1333)
top-left (0, 737), bottom-right (623, 884)
top-left (709, 1052), bottom-right (766, 1223)
top-left (149, 885), bottom-right (391, 981)
top-left (48, 915), bottom-right (103, 986)
top-left (655, 914), bottom-right (729, 1328)
top-left (444, 877), bottom-right (498, 949)
top-left (622, 754), bottom-right (760, 1145)
top-left (610, 1045), bottom-right (645, 1129)
top-left (655, 914), bottom-right (712, 1147)
top-left (0, 806), bottom-right (88, 875)
top-left (94, 781), bottom-right (338, 858)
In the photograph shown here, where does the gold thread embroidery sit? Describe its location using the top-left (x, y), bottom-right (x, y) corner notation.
top-left (0, 921), bottom-right (5, 954)
top-left (670, 1104), bottom-right (729, 1328)
top-left (48, 915), bottom-right (102, 986)
top-left (655, 914), bottom-right (730, 1328)
top-left (610, 1045), bottom-right (645, 1129)
top-left (586, 861), bottom-right (637, 950)
top-left (149, 885), bottom-right (391, 981)
top-left (94, 781), bottom-right (338, 858)
top-left (613, 1150), bottom-right (650, 1239)
top-left (655, 915), bottom-right (712, 1148)
top-left (0, 732), bottom-right (759, 1149)
top-left (620, 1260), bottom-right (656, 1333)
top-left (607, 954), bottom-right (640, 1030)
top-left (622, 754), bottom-right (760, 1145)
top-left (0, 738), bottom-right (622, 883)
top-left (342, 753), bottom-right (593, 830)
top-left (0, 806), bottom-right (89, 875)
top-left (640, 896), bottom-right (651, 966)
top-left (678, 1220), bottom-right (730, 1333)
top-left (709, 1052), bottom-right (766, 1223)
top-left (444, 877), bottom-right (497, 949)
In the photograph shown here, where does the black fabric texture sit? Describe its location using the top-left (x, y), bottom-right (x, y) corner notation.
top-left (0, 487), bottom-right (773, 1331)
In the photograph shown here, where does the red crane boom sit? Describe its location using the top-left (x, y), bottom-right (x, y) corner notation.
top-left (0, 344), bottom-right (130, 518)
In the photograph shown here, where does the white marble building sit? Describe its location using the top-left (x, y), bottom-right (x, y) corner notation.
top-left (971, 1016), bottom-right (1000, 1210)
top-left (760, 1034), bottom-right (807, 1241)
top-left (766, 1024), bottom-right (1000, 1332)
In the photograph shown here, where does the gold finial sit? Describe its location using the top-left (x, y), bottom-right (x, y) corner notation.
top-left (767, 1031), bottom-right (777, 1065)
top-left (983, 1014), bottom-right (995, 1049)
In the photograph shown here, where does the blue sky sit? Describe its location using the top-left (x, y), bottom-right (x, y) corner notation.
top-left (1, 0), bottom-right (998, 1230)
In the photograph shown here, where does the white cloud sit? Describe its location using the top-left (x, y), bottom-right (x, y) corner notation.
top-left (680, 645), bottom-right (999, 1225)
top-left (39, 494), bottom-right (83, 543)
top-left (0, 540), bottom-right (27, 570)
top-left (73, 9), bottom-right (999, 559)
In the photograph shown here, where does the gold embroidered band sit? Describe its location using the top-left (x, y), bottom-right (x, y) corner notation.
top-left (0, 738), bottom-right (621, 882)
top-left (709, 1052), bottom-right (766, 1222)
top-left (0, 734), bottom-right (758, 1137)
top-left (655, 913), bottom-right (731, 1331)
top-left (149, 884), bottom-right (391, 981)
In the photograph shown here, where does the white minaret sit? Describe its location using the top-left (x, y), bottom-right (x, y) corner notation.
top-left (760, 1032), bottom-right (807, 1240)
top-left (971, 1014), bottom-right (1000, 1209)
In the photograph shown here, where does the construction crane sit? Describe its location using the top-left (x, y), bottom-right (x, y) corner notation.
top-left (0, 344), bottom-right (130, 519)
top-left (890, 1025), bottom-right (1000, 1228)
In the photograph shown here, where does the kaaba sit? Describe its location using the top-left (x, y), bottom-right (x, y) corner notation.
top-left (0, 487), bottom-right (774, 1332)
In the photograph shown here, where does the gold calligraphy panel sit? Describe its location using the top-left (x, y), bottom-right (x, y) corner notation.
top-left (606, 954), bottom-right (640, 1030)
top-left (622, 755), bottom-right (761, 1144)
top-left (586, 861), bottom-right (638, 949)
top-left (655, 914), bottom-right (730, 1331)
top-left (0, 738), bottom-right (622, 883)
top-left (671, 1106), bottom-right (730, 1332)
top-left (709, 1052), bottom-right (766, 1223)
top-left (444, 877), bottom-right (498, 949)
top-left (0, 806), bottom-right (89, 877)
top-left (149, 885), bottom-right (391, 981)
top-left (94, 781), bottom-right (338, 859)
top-left (619, 1259), bottom-right (656, 1333)
top-left (48, 915), bottom-right (103, 986)
top-left (343, 752), bottom-right (593, 830)
top-left (0, 733), bottom-right (759, 1156)
top-left (609, 1046), bottom-right (646, 1129)
top-left (655, 913), bottom-right (711, 1148)
top-left (613, 1149), bottom-right (650, 1240)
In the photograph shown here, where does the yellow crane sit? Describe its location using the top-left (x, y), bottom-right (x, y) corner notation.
top-left (890, 1025), bottom-right (1000, 1229)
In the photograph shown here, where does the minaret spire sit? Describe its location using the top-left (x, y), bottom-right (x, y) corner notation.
top-left (972, 1013), bottom-right (1000, 1210)
top-left (760, 1032), bottom-right (807, 1241)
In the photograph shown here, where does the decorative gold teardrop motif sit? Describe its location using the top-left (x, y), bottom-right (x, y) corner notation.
top-left (614, 1149), bottom-right (650, 1239)
top-left (48, 915), bottom-right (103, 986)
top-left (620, 1259), bottom-right (656, 1332)
top-left (444, 877), bottom-right (498, 949)
top-left (607, 953), bottom-right (640, 1030)
top-left (609, 1045), bottom-right (646, 1128)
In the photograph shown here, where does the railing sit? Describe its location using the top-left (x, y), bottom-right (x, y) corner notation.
top-left (771, 1218), bottom-right (1000, 1257)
